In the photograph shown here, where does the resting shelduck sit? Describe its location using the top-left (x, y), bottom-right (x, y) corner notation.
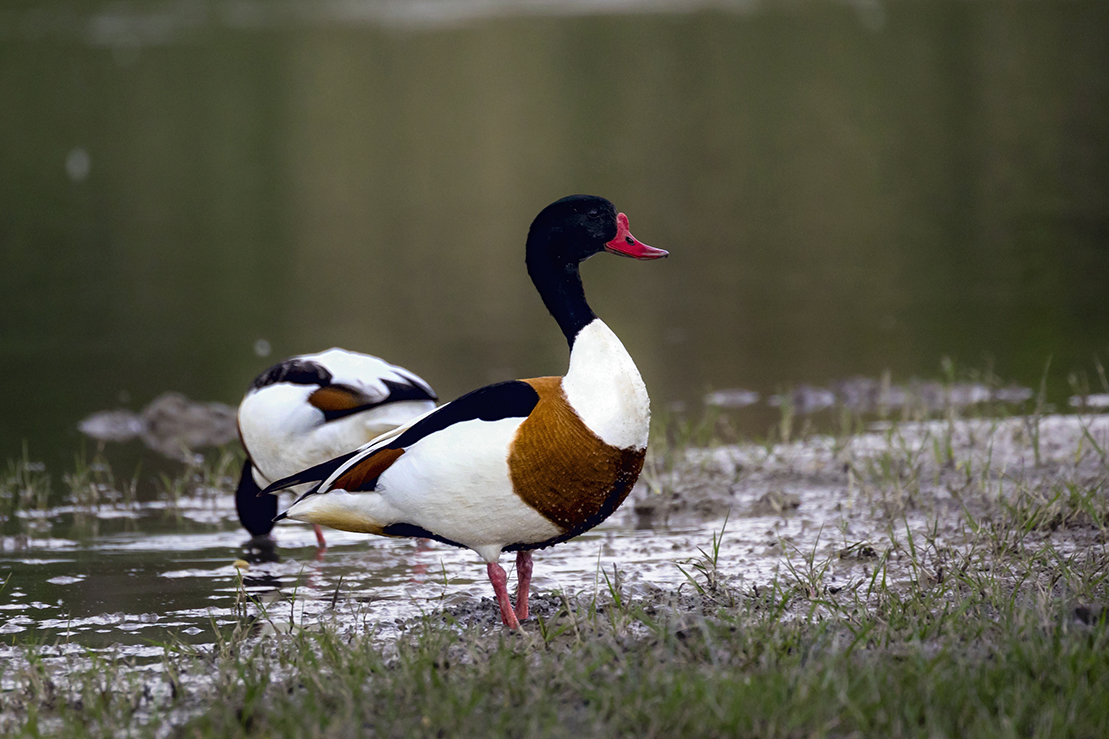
top-left (262, 195), bottom-right (667, 627)
top-left (235, 349), bottom-right (437, 548)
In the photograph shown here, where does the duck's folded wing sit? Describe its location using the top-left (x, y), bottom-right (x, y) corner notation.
top-left (263, 379), bottom-right (541, 502)
top-left (315, 350), bottom-right (438, 407)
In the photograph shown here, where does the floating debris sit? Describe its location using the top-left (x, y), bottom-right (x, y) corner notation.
top-left (78, 392), bottom-right (237, 462)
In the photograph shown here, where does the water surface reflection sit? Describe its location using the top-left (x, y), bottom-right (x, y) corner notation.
top-left (3, 1), bottom-right (1107, 466)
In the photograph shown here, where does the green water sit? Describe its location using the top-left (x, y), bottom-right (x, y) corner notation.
top-left (2, 0), bottom-right (1108, 466)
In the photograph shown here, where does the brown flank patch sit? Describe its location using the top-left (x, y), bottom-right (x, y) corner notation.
top-left (308, 386), bottom-right (369, 413)
top-left (330, 447), bottom-right (405, 492)
top-left (508, 377), bottom-right (646, 536)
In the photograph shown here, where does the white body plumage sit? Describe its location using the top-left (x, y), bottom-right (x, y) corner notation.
top-left (239, 348), bottom-right (437, 486)
top-left (234, 348), bottom-right (437, 540)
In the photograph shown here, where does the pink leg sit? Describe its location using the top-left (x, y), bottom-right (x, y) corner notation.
top-left (487, 562), bottom-right (520, 629)
top-left (313, 524), bottom-right (327, 550)
top-left (515, 551), bottom-right (533, 622)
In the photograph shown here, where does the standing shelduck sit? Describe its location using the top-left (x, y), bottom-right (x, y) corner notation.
top-left (235, 349), bottom-right (437, 548)
top-left (262, 195), bottom-right (667, 627)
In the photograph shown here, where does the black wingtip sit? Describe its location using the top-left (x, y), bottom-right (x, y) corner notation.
top-left (273, 511), bottom-right (288, 522)
top-left (382, 377), bottom-right (438, 404)
top-left (258, 448), bottom-right (357, 496)
top-left (260, 478), bottom-right (294, 496)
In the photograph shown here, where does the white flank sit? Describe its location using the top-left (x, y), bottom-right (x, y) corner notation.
top-left (561, 319), bottom-right (651, 450)
top-left (287, 416), bottom-right (562, 561)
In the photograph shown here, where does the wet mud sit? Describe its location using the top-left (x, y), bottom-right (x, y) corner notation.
top-left (3, 412), bottom-right (1105, 657)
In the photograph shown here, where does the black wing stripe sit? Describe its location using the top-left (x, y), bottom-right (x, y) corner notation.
top-left (251, 359), bottom-right (333, 391)
top-left (382, 523), bottom-right (465, 549)
top-left (389, 380), bottom-right (538, 449)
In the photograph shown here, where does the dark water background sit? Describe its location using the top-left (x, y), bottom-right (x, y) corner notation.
top-left (2, 0), bottom-right (1108, 469)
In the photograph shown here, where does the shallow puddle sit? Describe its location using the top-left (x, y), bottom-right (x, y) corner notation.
top-left (0, 494), bottom-right (765, 658)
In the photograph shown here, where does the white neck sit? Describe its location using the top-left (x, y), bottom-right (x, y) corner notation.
top-left (561, 319), bottom-right (651, 450)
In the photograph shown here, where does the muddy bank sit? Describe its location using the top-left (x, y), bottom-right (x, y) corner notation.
top-left (632, 413), bottom-right (1109, 524)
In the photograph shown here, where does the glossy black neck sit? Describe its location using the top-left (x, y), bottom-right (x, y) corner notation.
top-left (526, 238), bottom-right (596, 349)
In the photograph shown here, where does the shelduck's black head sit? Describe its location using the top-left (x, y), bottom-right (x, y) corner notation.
top-left (526, 194), bottom-right (667, 266)
top-left (526, 195), bottom-right (667, 346)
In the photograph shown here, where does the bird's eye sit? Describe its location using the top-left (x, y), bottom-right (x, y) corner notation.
top-left (587, 209), bottom-right (599, 219)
